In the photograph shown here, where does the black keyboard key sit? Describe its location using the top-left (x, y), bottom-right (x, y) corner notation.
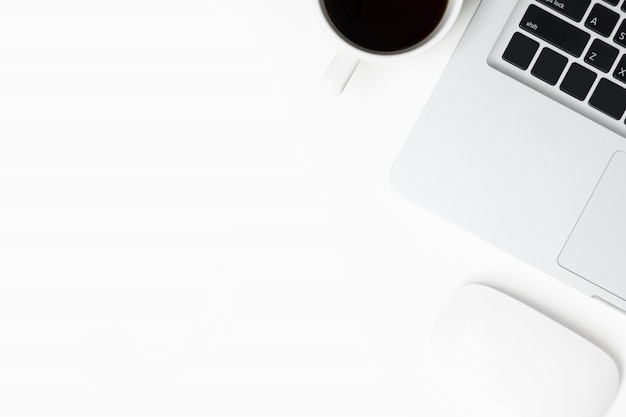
top-left (585, 3), bottom-right (620, 37)
top-left (561, 63), bottom-right (597, 100)
top-left (532, 48), bottom-right (568, 84)
top-left (536, 0), bottom-right (591, 22)
top-left (503, 32), bottom-right (540, 69)
top-left (623, 0), bottom-right (626, 12)
top-left (521, 5), bottom-right (590, 57)
top-left (613, 55), bottom-right (626, 83)
top-left (589, 78), bottom-right (626, 119)
top-left (614, 20), bottom-right (626, 47)
top-left (604, 0), bottom-right (619, 6)
top-left (585, 39), bottom-right (619, 72)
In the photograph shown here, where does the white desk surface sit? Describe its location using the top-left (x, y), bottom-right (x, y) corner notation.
top-left (0, 1), bottom-right (625, 415)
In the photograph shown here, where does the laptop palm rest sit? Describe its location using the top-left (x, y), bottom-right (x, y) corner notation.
top-left (559, 151), bottom-right (626, 301)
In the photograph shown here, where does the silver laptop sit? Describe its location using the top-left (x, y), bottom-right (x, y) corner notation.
top-left (391, 0), bottom-right (626, 311)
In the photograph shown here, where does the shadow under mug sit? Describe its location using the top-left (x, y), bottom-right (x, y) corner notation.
top-left (315, 0), bottom-right (464, 94)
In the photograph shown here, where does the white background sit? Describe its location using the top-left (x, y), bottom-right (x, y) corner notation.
top-left (0, 1), bottom-right (624, 416)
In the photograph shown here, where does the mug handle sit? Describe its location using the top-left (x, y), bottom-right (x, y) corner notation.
top-left (321, 50), bottom-right (359, 95)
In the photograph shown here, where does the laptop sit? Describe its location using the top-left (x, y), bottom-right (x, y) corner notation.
top-left (391, 0), bottom-right (626, 311)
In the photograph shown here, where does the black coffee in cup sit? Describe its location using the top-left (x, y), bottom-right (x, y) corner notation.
top-left (322, 0), bottom-right (449, 53)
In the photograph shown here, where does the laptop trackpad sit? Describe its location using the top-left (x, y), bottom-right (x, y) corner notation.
top-left (559, 151), bottom-right (626, 300)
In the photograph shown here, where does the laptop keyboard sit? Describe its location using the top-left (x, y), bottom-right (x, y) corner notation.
top-left (488, 0), bottom-right (626, 137)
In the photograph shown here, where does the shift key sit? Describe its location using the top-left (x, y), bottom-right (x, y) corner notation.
top-left (535, 0), bottom-right (590, 22)
top-left (521, 5), bottom-right (590, 57)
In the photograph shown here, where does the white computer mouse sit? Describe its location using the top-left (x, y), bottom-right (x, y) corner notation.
top-left (431, 284), bottom-right (620, 417)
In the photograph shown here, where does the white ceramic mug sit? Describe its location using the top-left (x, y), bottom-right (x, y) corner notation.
top-left (315, 0), bottom-right (464, 94)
